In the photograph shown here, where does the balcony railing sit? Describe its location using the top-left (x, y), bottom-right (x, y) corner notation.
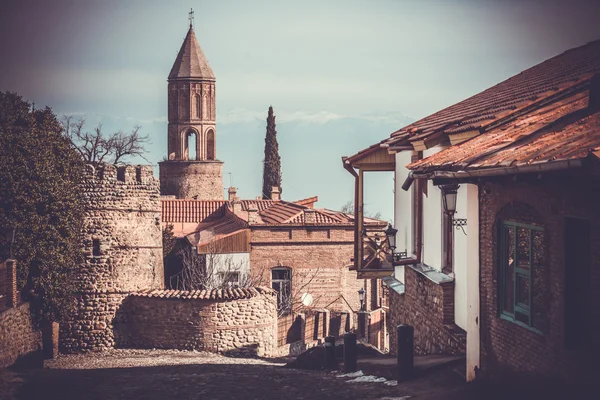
top-left (353, 228), bottom-right (395, 279)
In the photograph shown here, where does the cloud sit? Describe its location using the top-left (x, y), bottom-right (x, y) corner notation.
top-left (217, 108), bottom-right (412, 125)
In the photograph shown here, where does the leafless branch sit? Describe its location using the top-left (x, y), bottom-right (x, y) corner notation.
top-left (60, 115), bottom-right (150, 164)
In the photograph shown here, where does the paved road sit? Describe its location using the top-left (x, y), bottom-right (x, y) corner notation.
top-left (1, 350), bottom-right (480, 400)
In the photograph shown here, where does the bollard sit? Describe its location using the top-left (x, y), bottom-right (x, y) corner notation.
top-left (343, 332), bottom-right (358, 372)
top-left (397, 324), bottom-right (414, 382)
top-left (324, 335), bottom-right (337, 370)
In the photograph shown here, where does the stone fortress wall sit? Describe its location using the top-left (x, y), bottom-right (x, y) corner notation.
top-left (60, 164), bottom-right (277, 356)
top-left (60, 164), bottom-right (165, 352)
top-left (116, 288), bottom-right (277, 357)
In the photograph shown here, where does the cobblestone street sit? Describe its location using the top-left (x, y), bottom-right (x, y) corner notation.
top-left (0, 350), bottom-right (481, 400)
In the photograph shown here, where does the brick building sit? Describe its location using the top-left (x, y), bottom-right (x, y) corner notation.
top-left (344, 39), bottom-right (600, 384)
top-left (162, 191), bottom-right (387, 315)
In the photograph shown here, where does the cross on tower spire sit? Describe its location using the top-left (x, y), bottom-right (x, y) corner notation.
top-left (188, 8), bottom-right (194, 28)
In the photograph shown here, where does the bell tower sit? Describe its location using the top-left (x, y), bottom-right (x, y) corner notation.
top-left (159, 12), bottom-right (223, 200)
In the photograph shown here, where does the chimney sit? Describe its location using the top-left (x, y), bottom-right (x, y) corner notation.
top-left (228, 187), bottom-right (237, 201)
top-left (271, 186), bottom-right (281, 201)
top-left (304, 209), bottom-right (317, 225)
top-left (248, 206), bottom-right (259, 224)
top-left (232, 201), bottom-right (242, 216)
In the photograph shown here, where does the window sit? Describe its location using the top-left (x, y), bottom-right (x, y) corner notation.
top-left (92, 239), bottom-right (101, 257)
top-left (498, 221), bottom-right (545, 332)
top-left (271, 267), bottom-right (292, 315)
top-left (219, 271), bottom-right (240, 288)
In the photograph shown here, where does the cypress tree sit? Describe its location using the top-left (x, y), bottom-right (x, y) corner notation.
top-left (262, 106), bottom-right (281, 199)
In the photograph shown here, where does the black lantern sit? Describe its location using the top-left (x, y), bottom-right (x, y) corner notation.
top-left (385, 224), bottom-right (398, 251)
top-left (358, 287), bottom-right (365, 311)
top-left (440, 183), bottom-right (459, 216)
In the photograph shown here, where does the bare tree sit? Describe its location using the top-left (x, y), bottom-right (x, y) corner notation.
top-left (340, 200), bottom-right (382, 220)
top-left (167, 239), bottom-right (266, 291)
top-left (61, 115), bottom-right (150, 164)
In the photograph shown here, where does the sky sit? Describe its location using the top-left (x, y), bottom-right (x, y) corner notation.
top-left (1, 0), bottom-right (600, 221)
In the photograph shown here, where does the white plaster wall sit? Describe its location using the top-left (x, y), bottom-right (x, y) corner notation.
top-left (453, 184), bottom-right (471, 331)
top-left (393, 151), bottom-right (414, 283)
top-left (208, 252), bottom-right (250, 287)
top-left (421, 146), bottom-right (444, 272)
top-left (465, 184), bottom-right (480, 381)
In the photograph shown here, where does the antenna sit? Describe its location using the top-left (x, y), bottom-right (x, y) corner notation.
top-left (228, 172), bottom-right (234, 187)
top-left (188, 8), bottom-right (194, 28)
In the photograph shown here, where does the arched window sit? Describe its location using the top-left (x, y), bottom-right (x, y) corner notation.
top-left (271, 267), bottom-right (292, 314)
top-left (195, 94), bottom-right (201, 119)
top-left (187, 130), bottom-right (197, 160)
top-left (206, 129), bottom-right (215, 160)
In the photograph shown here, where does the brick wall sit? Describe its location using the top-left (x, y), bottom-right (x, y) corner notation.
top-left (250, 228), bottom-right (375, 313)
top-left (479, 177), bottom-right (600, 384)
top-left (116, 293), bottom-right (277, 357)
top-left (388, 266), bottom-right (465, 356)
top-left (0, 302), bottom-right (42, 368)
top-left (61, 164), bottom-right (164, 353)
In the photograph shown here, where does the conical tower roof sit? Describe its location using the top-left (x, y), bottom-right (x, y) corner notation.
top-left (168, 26), bottom-right (215, 81)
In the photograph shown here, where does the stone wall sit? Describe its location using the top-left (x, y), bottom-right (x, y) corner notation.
top-left (61, 164), bottom-right (164, 352)
top-left (388, 265), bottom-right (465, 356)
top-left (0, 303), bottom-right (42, 368)
top-left (116, 289), bottom-right (277, 357)
top-left (479, 176), bottom-right (600, 384)
top-left (159, 160), bottom-right (223, 200)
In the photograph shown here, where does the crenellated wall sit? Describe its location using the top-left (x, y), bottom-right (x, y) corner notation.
top-left (61, 164), bottom-right (164, 352)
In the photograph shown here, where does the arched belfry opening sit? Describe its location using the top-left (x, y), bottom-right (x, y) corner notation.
top-left (186, 129), bottom-right (198, 160)
top-left (206, 129), bottom-right (215, 160)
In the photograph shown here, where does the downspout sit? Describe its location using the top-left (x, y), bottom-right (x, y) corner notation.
top-left (343, 158), bottom-right (360, 270)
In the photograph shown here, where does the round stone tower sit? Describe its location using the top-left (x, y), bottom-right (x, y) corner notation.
top-left (159, 24), bottom-right (224, 200)
top-left (61, 164), bottom-right (164, 352)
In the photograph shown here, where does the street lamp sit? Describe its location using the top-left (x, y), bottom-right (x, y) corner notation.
top-left (358, 287), bottom-right (365, 311)
top-left (384, 224), bottom-right (407, 262)
top-left (440, 183), bottom-right (459, 216)
top-left (440, 184), bottom-right (467, 234)
top-left (384, 224), bottom-right (398, 251)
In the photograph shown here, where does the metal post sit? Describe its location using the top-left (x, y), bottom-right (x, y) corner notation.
top-left (343, 332), bottom-right (357, 372)
top-left (324, 335), bottom-right (337, 370)
top-left (357, 311), bottom-right (367, 339)
top-left (397, 324), bottom-right (414, 382)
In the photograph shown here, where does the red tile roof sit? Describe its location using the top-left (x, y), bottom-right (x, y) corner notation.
top-left (132, 287), bottom-right (275, 301)
top-left (409, 90), bottom-right (600, 173)
top-left (378, 39), bottom-right (600, 150)
top-left (162, 200), bottom-right (226, 223)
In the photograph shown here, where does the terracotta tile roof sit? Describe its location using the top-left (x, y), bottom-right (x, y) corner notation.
top-left (169, 27), bottom-right (215, 81)
top-left (237, 199), bottom-right (278, 212)
top-left (260, 202), bottom-right (306, 224)
top-left (131, 286), bottom-right (276, 301)
top-left (409, 90), bottom-right (600, 173)
top-left (162, 200), bottom-right (226, 223)
top-left (382, 39), bottom-right (600, 149)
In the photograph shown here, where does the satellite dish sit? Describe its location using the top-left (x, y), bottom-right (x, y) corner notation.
top-left (301, 293), bottom-right (313, 306)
